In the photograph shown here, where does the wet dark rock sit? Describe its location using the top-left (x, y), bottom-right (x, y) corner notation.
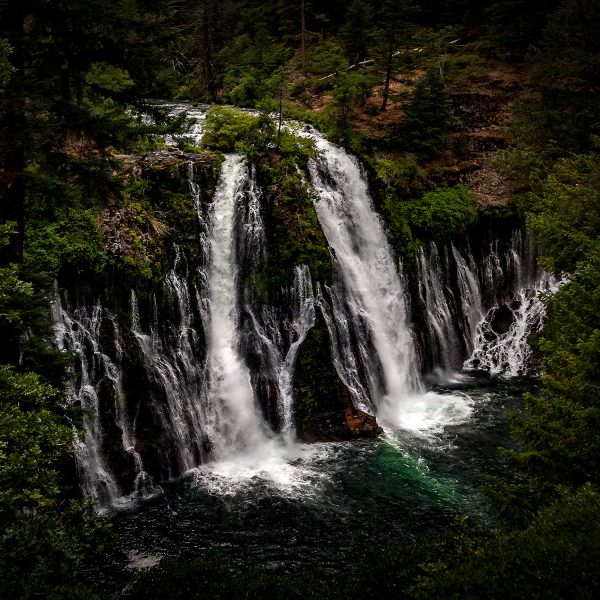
top-left (490, 304), bottom-right (515, 335)
top-left (293, 313), bottom-right (383, 443)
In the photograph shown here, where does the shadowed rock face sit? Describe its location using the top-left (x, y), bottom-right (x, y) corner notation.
top-left (298, 408), bottom-right (383, 444)
top-left (293, 312), bottom-right (384, 443)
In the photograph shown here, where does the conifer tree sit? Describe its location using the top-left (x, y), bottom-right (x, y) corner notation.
top-left (376, 0), bottom-right (419, 111)
top-left (401, 68), bottom-right (452, 156)
top-left (340, 0), bottom-right (374, 64)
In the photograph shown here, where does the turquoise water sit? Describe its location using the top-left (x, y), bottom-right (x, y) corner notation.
top-left (113, 374), bottom-right (529, 570)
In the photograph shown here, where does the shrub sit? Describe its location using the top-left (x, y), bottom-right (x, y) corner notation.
top-left (401, 186), bottom-right (478, 239)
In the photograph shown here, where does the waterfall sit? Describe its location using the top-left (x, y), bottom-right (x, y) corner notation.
top-left (203, 154), bottom-right (271, 458)
top-left (129, 258), bottom-right (208, 478)
top-left (451, 242), bottom-right (484, 357)
top-left (416, 244), bottom-right (460, 372)
top-left (52, 296), bottom-right (148, 504)
top-left (305, 131), bottom-right (421, 424)
top-left (51, 105), bottom-right (563, 503)
top-left (405, 230), bottom-right (555, 379)
top-left (464, 273), bottom-right (559, 376)
top-left (246, 265), bottom-right (316, 437)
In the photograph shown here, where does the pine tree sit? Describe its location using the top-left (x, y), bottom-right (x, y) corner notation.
top-left (0, 0), bottom-right (169, 260)
top-left (401, 68), bottom-right (452, 156)
top-left (340, 0), bottom-right (375, 64)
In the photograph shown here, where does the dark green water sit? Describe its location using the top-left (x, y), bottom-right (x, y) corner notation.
top-left (113, 374), bottom-right (529, 570)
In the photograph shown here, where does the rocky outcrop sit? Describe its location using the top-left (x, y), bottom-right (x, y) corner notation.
top-left (293, 313), bottom-right (383, 442)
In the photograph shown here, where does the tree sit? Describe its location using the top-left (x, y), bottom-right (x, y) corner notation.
top-left (375, 0), bottom-right (418, 112)
top-left (518, 0), bottom-right (600, 155)
top-left (401, 68), bottom-right (452, 156)
top-left (527, 153), bottom-right (600, 273)
top-left (340, 0), bottom-right (375, 64)
top-left (0, 0), bottom-right (171, 261)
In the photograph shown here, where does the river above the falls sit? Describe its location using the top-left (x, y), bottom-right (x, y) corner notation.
top-left (112, 373), bottom-right (529, 571)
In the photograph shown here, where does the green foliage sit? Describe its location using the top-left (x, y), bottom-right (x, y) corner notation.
top-left (443, 53), bottom-right (488, 85)
top-left (304, 38), bottom-right (348, 76)
top-left (526, 153), bottom-right (600, 273)
top-left (402, 68), bottom-right (452, 156)
top-left (340, 0), bottom-right (374, 62)
top-left (401, 186), bottom-right (478, 240)
top-left (0, 364), bottom-right (111, 600)
top-left (329, 71), bottom-right (377, 125)
top-left (512, 0), bottom-right (600, 155)
top-left (0, 503), bottom-right (108, 600)
top-left (252, 152), bottom-right (333, 294)
top-left (0, 366), bottom-right (69, 517)
top-left (407, 487), bottom-right (600, 599)
top-left (381, 194), bottom-right (417, 256)
top-left (202, 106), bottom-right (272, 154)
top-left (494, 251), bottom-right (600, 513)
top-left (0, 38), bottom-right (12, 85)
top-left (371, 153), bottom-right (428, 197)
top-left (25, 210), bottom-right (107, 278)
top-left (85, 62), bottom-right (134, 93)
top-left (0, 265), bottom-right (33, 326)
top-left (217, 33), bottom-right (292, 106)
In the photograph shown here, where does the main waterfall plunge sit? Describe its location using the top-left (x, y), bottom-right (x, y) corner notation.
top-left (52, 107), bottom-right (557, 506)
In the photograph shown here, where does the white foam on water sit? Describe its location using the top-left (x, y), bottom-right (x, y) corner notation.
top-left (379, 391), bottom-right (475, 437)
top-left (190, 441), bottom-right (337, 498)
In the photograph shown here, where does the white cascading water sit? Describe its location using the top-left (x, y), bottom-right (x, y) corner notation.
top-left (464, 274), bottom-right (559, 376)
top-left (416, 244), bottom-right (460, 372)
top-left (52, 297), bottom-right (152, 504)
top-left (202, 154), bottom-right (272, 458)
top-left (130, 266), bottom-right (207, 476)
top-left (52, 105), bottom-right (565, 504)
top-left (247, 264), bottom-right (316, 437)
top-left (451, 242), bottom-right (484, 356)
top-left (305, 130), bottom-right (423, 427)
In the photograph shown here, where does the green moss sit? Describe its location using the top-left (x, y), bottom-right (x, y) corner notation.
top-left (246, 152), bottom-right (333, 297)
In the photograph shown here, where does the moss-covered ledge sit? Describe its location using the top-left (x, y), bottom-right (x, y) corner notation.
top-left (97, 150), bottom-right (222, 293)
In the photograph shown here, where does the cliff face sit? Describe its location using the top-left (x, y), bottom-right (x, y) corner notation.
top-left (449, 62), bottom-right (529, 210)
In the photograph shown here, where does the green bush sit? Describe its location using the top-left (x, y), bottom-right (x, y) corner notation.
top-left (401, 186), bottom-right (478, 240)
top-left (202, 106), bottom-right (268, 152)
top-left (444, 53), bottom-right (488, 85)
top-left (25, 209), bottom-right (107, 277)
top-left (371, 153), bottom-right (428, 197)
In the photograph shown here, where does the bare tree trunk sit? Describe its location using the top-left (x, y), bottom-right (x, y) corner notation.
top-left (380, 44), bottom-right (393, 112)
top-left (301, 0), bottom-right (306, 71)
